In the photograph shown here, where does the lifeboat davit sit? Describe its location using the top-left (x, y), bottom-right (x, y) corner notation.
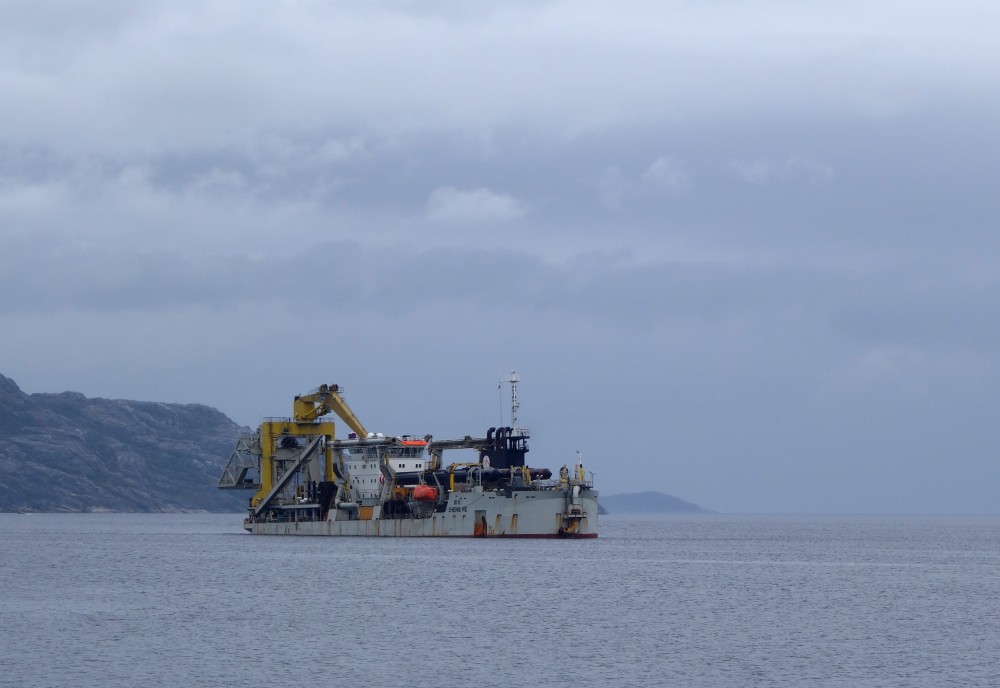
top-left (412, 484), bottom-right (438, 502)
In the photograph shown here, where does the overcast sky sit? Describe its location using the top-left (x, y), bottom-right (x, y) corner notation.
top-left (2, 1), bottom-right (998, 513)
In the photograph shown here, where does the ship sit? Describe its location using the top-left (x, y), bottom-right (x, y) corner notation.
top-left (218, 373), bottom-right (598, 537)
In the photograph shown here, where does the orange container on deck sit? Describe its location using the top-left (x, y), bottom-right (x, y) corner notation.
top-left (412, 484), bottom-right (438, 502)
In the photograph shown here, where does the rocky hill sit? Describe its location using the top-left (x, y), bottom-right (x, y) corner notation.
top-left (0, 374), bottom-right (248, 512)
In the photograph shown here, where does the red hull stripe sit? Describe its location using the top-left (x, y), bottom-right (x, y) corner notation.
top-left (478, 533), bottom-right (599, 539)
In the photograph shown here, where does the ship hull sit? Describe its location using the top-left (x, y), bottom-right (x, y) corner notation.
top-left (247, 488), bottom-right (598, 538)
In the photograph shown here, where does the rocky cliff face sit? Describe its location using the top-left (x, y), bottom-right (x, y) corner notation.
top-left (0, 374), bottom-right (249, 512)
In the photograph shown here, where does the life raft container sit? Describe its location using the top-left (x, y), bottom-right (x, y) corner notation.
top-left (412, 484), bottom-right (438, 502)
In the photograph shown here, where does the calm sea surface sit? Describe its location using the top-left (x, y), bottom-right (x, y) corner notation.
top-left (2, 513), bottom-right (999, 687)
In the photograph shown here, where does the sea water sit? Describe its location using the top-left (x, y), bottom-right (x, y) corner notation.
top-left (2, 513), bottom-right (999, 687)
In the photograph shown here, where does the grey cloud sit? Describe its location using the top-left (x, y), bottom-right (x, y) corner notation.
top-left (424, 187), bottom-right (527, 225)
top-left (728, 155), bottom-right (834, 185)
top-left (5, 233), bottom-right (996, 363)
top-left (4, 2), bottom-right (997, 154)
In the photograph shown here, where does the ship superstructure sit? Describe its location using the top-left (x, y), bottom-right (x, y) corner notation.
top-left (218, 376), bottom-right (597, 537)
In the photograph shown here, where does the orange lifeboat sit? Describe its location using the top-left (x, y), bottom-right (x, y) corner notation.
top-left (412, 484), bottom-right (438, 502)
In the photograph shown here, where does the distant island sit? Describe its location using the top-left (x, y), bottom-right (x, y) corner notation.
top-left (599, 491), bottom-right (710, 514)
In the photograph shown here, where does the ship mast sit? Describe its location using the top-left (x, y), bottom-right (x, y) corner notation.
top-left (504, 370), bottom-right (520, 431)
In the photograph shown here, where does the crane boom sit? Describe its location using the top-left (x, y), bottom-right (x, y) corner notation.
top-left (293, 383), bottom-right (367, 438)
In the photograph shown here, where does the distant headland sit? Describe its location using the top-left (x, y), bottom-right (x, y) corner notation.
top-left (0, 373), bottom-right (247, 513)
top-left (599, 491), bottom-right (711, 514)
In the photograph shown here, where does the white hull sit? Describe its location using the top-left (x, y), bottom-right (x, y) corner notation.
top-left (248, 488), bottom-right (599, 538)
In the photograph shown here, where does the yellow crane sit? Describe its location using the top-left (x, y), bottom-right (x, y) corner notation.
top-left (219, 384), bottom-right (368, 510)
top-left (292, 383), bottom-right (367, 431)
